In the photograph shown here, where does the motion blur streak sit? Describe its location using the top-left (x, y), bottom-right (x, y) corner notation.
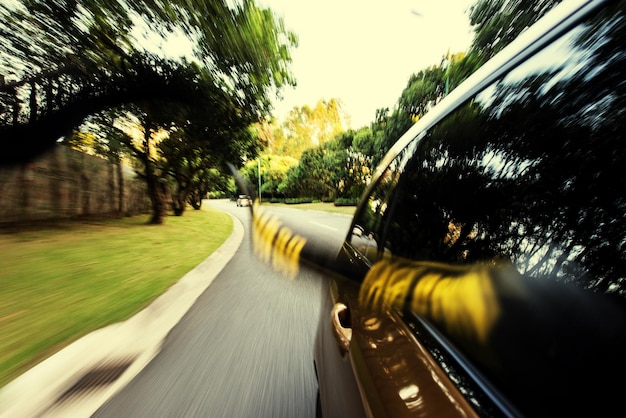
top-left (252, 204), bottom-right (307, 278)
top-left (359, 259), bottom-right (504, 346)
top-left (359, 255), bottom-right (626, 383)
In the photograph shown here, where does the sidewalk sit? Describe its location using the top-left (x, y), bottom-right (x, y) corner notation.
top-left (0, 213), bottom-right (244, 418)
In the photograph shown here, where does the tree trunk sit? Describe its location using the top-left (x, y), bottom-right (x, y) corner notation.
top-left (172, 186), bottom-right (189, 216)
top-left (172, 195), bottom-right (186, 216)
top-left (116, 159), bottom-right (124, 215)
top-left (108, 162), bottom-right (115, 215)
top-left (189, 189), bottom-right (203, 210)
top-left (146, 173), bottom-right (168, 224)
top-left (140, 121), bottom-right (168, 224)
top-left (144, 156), bottom-right (167, 224)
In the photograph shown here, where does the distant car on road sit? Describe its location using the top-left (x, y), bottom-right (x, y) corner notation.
top-left (236, 194), bottom-right (252, 207)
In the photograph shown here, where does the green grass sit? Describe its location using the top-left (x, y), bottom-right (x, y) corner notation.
top-left (0, 206), bottom-right (232, 388)
top-left (260, 200), bottom-right (356, 216)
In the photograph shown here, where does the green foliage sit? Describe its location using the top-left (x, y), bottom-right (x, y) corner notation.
top-left (1, 0), bottom-right (301, 222)
top-left (241, 154), bottom-right (298, 199)
top-left (447, 50), bottom-right (483, 91)
top-left (334, 197), bottom-right (359, 206)
top-left (284, 197), bottom-right (314, 204)
top-left (399, 66), bottom-right (446, 118)
top-left (364, 0), bottom-right (565, 174)
top-left (366, 109), bottom-right (414, 171)
top-left (0, 0), bottom-right (297, 164)
top-left (278, 132), bottom-right (370, 200)
top-left (274, 98), bottom-right (349, 159)
top-left (279, 105), bottom-right (316, 158)
top-left (353, 126), bottom-right (377, 159)
top-left (469, 0), bottom-right (562, 62)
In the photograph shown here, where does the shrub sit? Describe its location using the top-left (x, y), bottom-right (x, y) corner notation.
top-left (334, 197), bottom-right (359, 206)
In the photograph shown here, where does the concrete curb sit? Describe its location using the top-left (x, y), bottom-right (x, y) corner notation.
top-left (0, 213), bottom-right (244, 418)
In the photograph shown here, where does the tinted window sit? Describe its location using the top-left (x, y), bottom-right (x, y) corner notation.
top-left (348, 141), bottom-right (417, 265)
top-left (382, 3), bottom-right (626, 297)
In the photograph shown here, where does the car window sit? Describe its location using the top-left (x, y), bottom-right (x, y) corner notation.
top-left (381, 2), bottom-right (625, 296)
top-left (347, 162), bottom-right (396, 264)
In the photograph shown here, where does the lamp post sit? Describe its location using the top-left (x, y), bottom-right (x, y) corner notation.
top-left (258, 157), bottom-right (262, 204)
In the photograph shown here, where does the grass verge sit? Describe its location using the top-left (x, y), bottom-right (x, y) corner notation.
top-left (0, 206), bottom-right (232, 388)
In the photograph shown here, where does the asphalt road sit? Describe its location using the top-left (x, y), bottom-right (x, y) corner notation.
top-left (92, 200), bottom-right (352, 418)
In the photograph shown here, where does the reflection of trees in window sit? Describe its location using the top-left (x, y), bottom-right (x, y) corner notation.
top-left (388, 4), bottom-right (626, 297)
top-left (386, 102), bottom-right (493, 263)
top-left (351, 141), bottom-right (415, 263)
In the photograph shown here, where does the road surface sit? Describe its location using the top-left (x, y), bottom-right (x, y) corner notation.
top-left (93, 200), bottom-right (351, 417)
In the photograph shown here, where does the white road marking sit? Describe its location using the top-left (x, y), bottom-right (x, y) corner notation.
top-left (308, 221), bottom-right (337, 231)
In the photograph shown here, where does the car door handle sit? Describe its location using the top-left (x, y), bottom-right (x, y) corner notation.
top-left (331, 303), bottom-right (352, 357)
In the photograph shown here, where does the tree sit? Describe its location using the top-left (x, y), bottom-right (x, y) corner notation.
top-left (469, 0), bottom-right (562, 63)
top-left (61, 109), bottom-right (132, 214)
top-left (352, 127), bottom-right (376, 163)
top-left (399, 65), bottom-right (446, 119)
top-left (373, 110), bottom-right (412, 167)
top-left (446, 50), bottom-right (483, 92)
top-left (113, 104), bottom-right (172, 224)
top-left (280, 131), bottom-right (370, 201)
top-left (288, 147), bottom-right (333, 199)
top-left (162, 122), bottom-right (258, 216)
top-left (160, 129), bottom-right (212, 216)
top-left (262, 155), bottom-right (298, 199)
top-left (1, 0), bottom-right (299, 225)
top-left (310, 98), bottom-right (347, 146)
top-left (279, 105), bottom-right (316, 158)
top-left (195, 168), bottom-right (232, 204)
top-left (0, 0), bottom-right (297, 165)
top-left (241, 154), bottom-right (298, 200)
top-left (277, 98), bottom-right (348, 159)
top-left (334, 131), bottom-right (371, 199)
top-left (57, 60), bottom-right (262, 223)
top-left (350, 0), bottom-right (566, 177)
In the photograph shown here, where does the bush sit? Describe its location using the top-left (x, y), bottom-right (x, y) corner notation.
top-left (334, 197), bottom-right (359, 206)
top-left (284, 197), bottom-right (313, 204)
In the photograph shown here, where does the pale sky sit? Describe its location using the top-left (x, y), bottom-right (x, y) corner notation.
top-left (259, 0), bottom-right (475, 128)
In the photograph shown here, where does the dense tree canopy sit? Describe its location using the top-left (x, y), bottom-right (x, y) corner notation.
top-left (0, 0), bottom-right (297, 164)
top-left (0, 0), bottom-right (299, 223)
